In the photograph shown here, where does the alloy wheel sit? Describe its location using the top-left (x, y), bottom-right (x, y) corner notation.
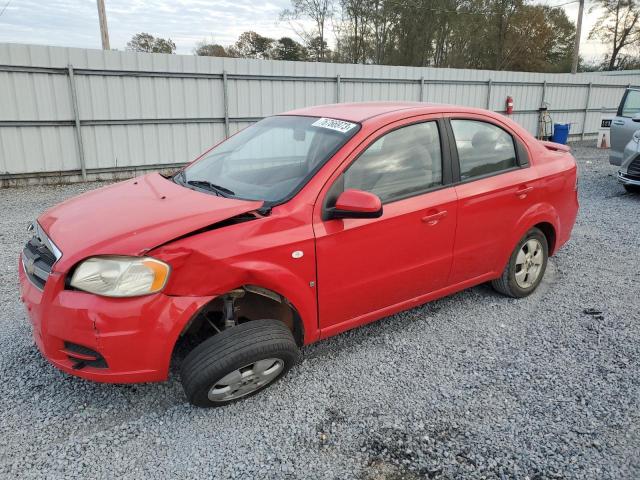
top-left (514, 238), bottom-right (544, 289)
top-left (207, 358), bottom-right (284, 402)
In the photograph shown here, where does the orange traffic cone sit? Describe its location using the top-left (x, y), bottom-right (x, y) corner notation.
top-left (600, 135), bottom-right (608, 149)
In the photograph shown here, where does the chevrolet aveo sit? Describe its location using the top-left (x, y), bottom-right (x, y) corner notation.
top-left (19, 103), bottom-right (579, 407)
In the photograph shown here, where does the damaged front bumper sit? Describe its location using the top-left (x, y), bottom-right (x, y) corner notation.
top-left (19, 255), bottom-right (213, 383)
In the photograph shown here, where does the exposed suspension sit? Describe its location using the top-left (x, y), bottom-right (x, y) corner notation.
top-left (222, 289), bottom-right (245, 329)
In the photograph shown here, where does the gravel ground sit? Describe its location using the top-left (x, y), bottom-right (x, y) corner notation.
top-left (1, 143), bottom-right (639, 479)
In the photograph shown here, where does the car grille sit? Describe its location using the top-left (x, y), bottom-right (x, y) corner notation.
top-left (22, 226), bottom-right (60, 290)
top-left (627, 156), bottom-right (640, 178)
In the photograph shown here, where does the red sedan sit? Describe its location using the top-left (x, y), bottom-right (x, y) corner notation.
top-left (19, 102), bottom-right (579, 407)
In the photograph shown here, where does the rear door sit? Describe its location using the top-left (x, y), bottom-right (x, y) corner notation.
top-left (611, 89), bottom-right (640, 166)
top-left (313, 117), bottom-right (457, 332)
top-left (446, 116), bottom-right (540, 285)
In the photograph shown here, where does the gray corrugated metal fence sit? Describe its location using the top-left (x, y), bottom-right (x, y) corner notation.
top-left (1, 43), bottom-right (639, 182)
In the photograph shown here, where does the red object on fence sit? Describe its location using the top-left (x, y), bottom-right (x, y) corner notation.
top-left (506, 96), bottom-right (514, 115)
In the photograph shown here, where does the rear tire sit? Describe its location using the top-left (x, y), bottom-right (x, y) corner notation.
top-left (492, 227), bottom-right (548, 298)
top-left (180, 319), bottom-right (301, 408)
top-left (623, 184), bottom-right (640, 194)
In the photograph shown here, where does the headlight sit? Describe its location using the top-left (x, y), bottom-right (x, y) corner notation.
top-left (633, 130), bottom-right (640, 143)
top-left (70, 256), bottom-right (170, 297)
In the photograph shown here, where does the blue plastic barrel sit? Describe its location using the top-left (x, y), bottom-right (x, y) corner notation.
top-left (552, 123), bottom-right (570, 144)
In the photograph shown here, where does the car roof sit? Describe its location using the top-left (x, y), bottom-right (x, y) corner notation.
top-left (281, 102), bottom-right (488, 123)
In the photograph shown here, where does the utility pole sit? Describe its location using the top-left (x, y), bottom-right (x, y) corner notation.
top-left (571, 0), bottom-right (585, 73)
top-left (96, 0), bottom-right (110, 50)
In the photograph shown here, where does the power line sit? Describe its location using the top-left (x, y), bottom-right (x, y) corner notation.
top-left (547, 0), bottom-right (580, 7)
top-left (0, 0), bottom-right (13, 18)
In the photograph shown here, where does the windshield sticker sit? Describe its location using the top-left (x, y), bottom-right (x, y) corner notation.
top-left (312, 117), bottom-right (357, 133)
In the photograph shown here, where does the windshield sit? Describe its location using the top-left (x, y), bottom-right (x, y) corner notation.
top-left (179, 115), bottom-right (360, 204)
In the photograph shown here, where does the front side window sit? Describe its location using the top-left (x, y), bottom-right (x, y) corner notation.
top-left (180, 115), bottom-right (359, 204)
top-left (621, 90), bottom-right (640, 117)
top-left (343, 121), bottom-right (443, 203)
top-left (450, 119), bottom-right (517, 180)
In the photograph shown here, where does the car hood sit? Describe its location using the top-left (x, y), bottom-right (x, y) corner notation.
top-left (38, 173), bottom-right (263, 270)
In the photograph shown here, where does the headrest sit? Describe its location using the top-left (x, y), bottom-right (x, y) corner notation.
top-left (472, 130), bottom-right (497, 149)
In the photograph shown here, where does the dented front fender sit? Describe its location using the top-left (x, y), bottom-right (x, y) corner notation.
top-left (149, 206), bottom-right (320, 344)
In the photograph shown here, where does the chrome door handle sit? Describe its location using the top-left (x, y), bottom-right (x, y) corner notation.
top-left (422, 210), bottom-right (447, 225)
top-left (516, 186), bottom-right (533, 198)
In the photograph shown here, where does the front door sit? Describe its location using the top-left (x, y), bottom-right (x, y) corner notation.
top-left (611, 89), bottom-right (640, 166)
top-left (313, 118), bottom-right (457, 332)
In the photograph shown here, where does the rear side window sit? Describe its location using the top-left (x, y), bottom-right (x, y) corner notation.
top-left (450, 120), bottom-right (517, 180)
top-left (343, 122), bottom-right (443, 203)
top-left (621, 90), bottom-right (640, 117)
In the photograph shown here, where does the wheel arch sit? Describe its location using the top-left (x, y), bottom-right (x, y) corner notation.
top-left (495, 203), bottom-right (560, 275)
top-left (533, 221), bottom-right (557, 255)
top-left (169, 281), bottom-right (314, 372)
top-left (180, 285), bottom-right (306, 346)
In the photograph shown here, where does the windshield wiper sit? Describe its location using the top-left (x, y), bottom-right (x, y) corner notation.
top-left (185, 179), bottom-right (235, 197)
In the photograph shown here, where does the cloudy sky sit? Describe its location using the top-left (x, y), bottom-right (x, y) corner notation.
top-left (0, 0), bottom-right (605, 60)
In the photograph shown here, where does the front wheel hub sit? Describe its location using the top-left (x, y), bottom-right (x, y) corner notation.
top-left (207, 358), bottom-right (284, 402)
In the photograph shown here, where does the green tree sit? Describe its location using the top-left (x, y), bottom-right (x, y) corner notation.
top-left (497, 5), bottom-right (575, 72)
top-left (271, 37), bottom-right (308, 60)
top-left (126, 33), bottom-right (176, 54)
top-left (194, 41), bottom-right (229, 57)
top-left (369, 0), bottom-right (396, 64)
top-left (491, 0), bottom-right (521, 70)
top-left (187, 0), bottom-right (586, 72)
top-left (229, 31), bottom-right (274, 59)
top-left (306, 36), bottom-right (331, 61)
top-left (339, 0), bottom-right (373, 63)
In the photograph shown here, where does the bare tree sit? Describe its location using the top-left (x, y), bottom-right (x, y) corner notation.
top-left (589, 0), bottom-right (640, 70)
top-left (282, 0), bottom-right (334, 60)
top-left (340, 0), bottom-right (372, 63)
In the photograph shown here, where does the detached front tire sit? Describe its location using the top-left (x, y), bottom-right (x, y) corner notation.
top-left (492, 227), bottom-right (548, 298)
top-left (180, 319), bottom-right (301, 408)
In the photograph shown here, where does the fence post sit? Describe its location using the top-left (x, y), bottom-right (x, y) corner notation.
top-left (541, 80), bottom-right (547, 106)
top-left (222, 71), bottom-right (230, 138)
top-left (486, 79), bottom-right (492, 110)
top-left (581, 82), bottom-right (592, 141)
top-left (420, 76), bottom-right (425, 102)
top-left (67, 64), bottom-right (87, 181)
top-left (336, 74), bottom-right (341, 103)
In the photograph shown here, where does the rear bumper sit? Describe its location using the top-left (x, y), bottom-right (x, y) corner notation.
top-left (19, 256), bottom-right (213, 383)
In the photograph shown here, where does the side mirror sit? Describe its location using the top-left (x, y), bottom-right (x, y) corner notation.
top-left (632, 113), bottom-right (640, 123)
top-left (327, 189), bottom-right (383, 219)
